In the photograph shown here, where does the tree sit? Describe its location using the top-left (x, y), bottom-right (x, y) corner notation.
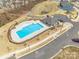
top-left (60, 1), bottom-right (74, 13)
top-left (12, 0), bottom-right (16, 9)
top-left (23, 0), bottom-right (27, 6)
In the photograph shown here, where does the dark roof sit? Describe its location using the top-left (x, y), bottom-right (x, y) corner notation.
top-left (41, 14), bottom-right (70, 26)
top-left (41, 16), bottom-right (57, 26)
top-left (52, 14), bottom-right (70, 22)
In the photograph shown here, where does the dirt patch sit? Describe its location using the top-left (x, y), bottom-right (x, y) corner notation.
top-left (0, 0), bottom-right (46, 27)
top-left (53, 46), bottom-right (79, 59)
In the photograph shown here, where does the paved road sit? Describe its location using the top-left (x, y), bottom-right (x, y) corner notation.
top-left (20, 4), bottom-right (79, 59)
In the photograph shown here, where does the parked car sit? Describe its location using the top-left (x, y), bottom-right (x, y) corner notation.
top-left (72, 38), bottom-right (79, 43)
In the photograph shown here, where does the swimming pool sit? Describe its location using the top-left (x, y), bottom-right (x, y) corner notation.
top-left (11, 20), bottom-right (49, 43)
top-left (16, 23), bottom-right (43, 39)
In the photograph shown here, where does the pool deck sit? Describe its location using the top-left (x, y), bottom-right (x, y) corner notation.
top-left (10, 20), bottom-right (49, 43)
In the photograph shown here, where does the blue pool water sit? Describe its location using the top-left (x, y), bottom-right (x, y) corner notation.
top-left (16, 23), bottom-right (44, 39)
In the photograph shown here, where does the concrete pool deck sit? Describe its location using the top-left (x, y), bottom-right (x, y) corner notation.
top-left (10, 20), bottom-right (49, 43)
